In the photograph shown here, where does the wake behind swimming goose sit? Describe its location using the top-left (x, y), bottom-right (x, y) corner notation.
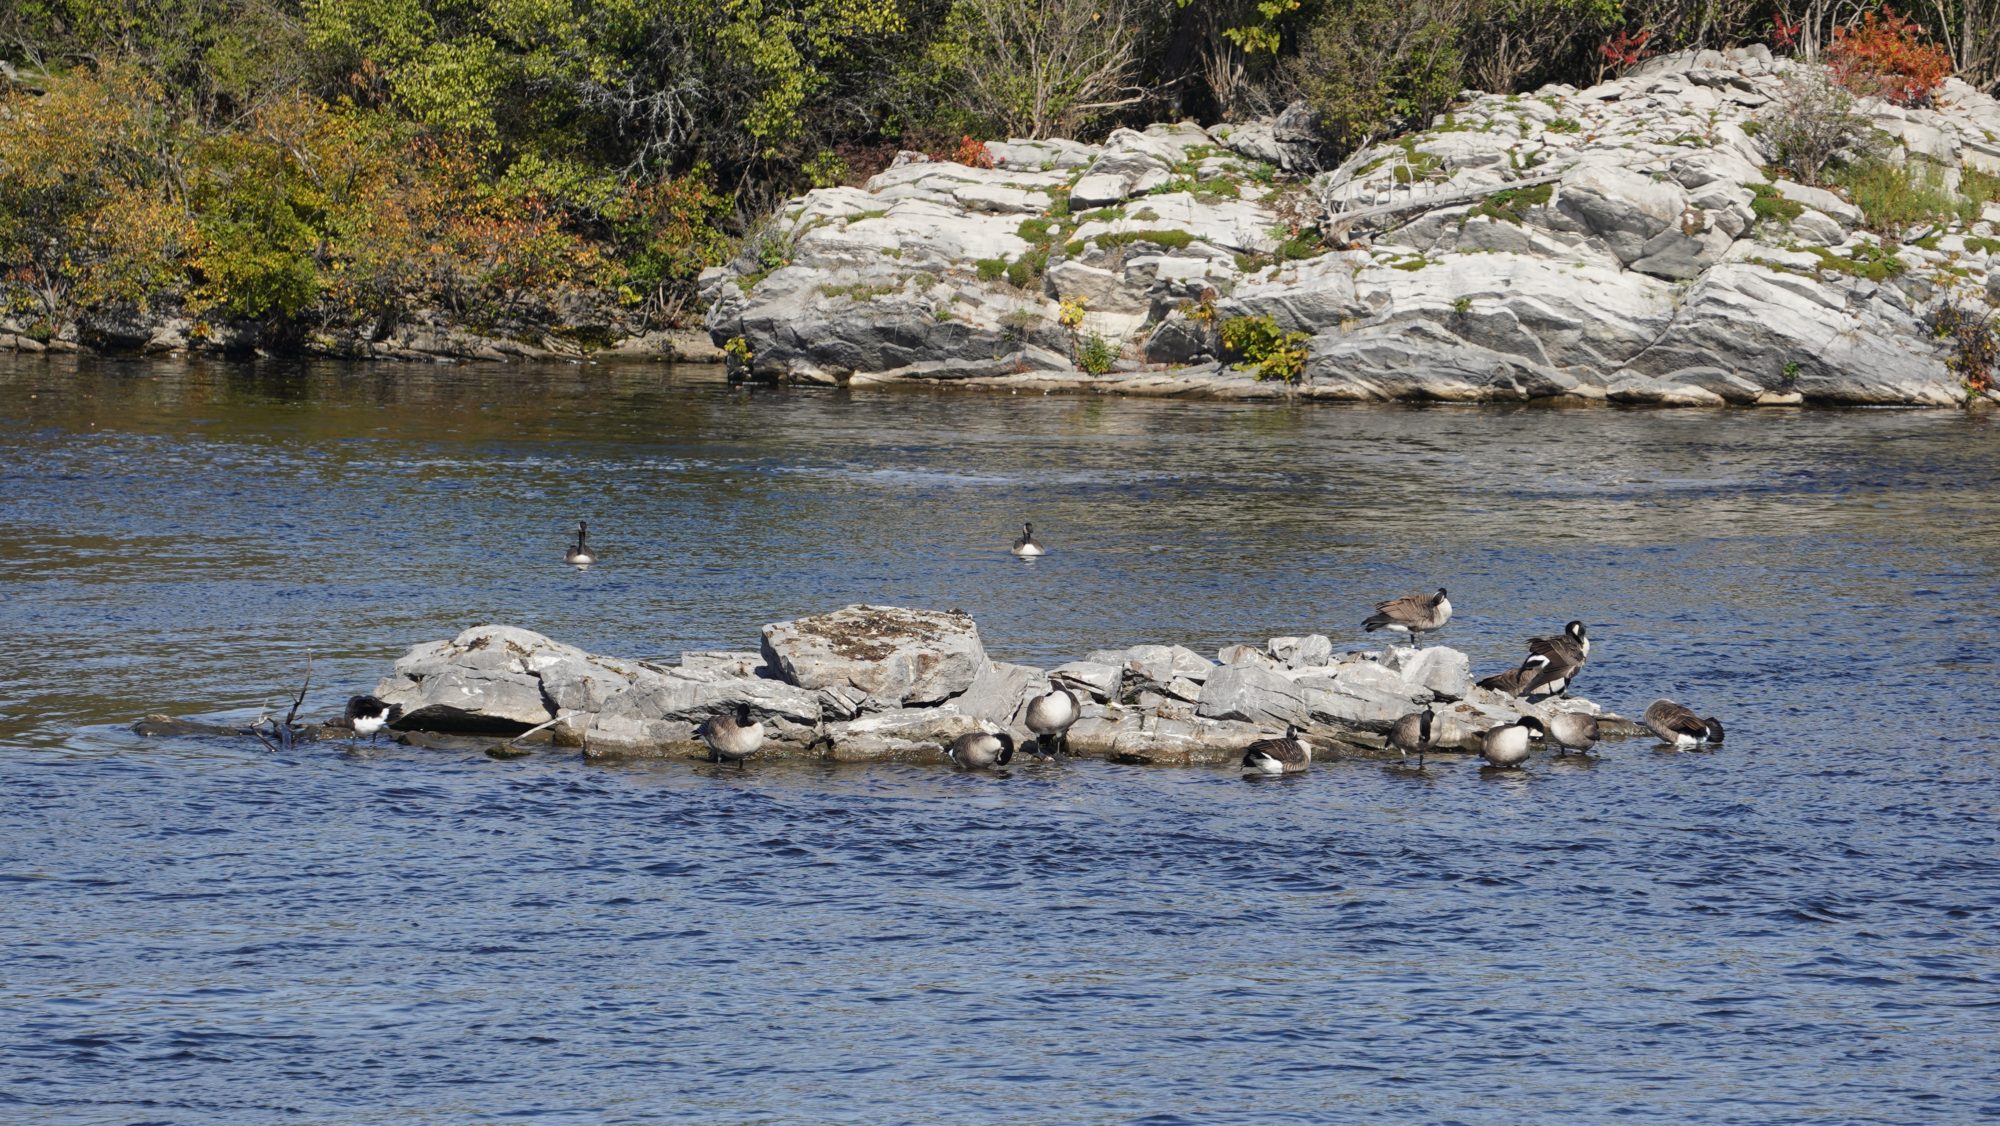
top-left (1363, 588), bottom-right (1451, 644)
top-left (1242, 725), bottom-right (1311, 775)
top-left (1024, 686), bottom-right (1080, 756)
top-left (1547, 711), bottom-right (1600, 756)
top-left (1011, 522), bottom-right (1045, 557)
top-left (946, 729), bottom-right (1015, 770)
top-left (1480, 715), bottom-right (1545, 768)
top-left (698, 702), bottom-right (764, 768)
top-left (344, 695), bottom-right (402, 742)
top-left (1643, 700), bottom-right (1725, 748)
top-left (1387, 711), bottom-right (1439, 769)
top-left (565, 520), bottom-right (596, 566)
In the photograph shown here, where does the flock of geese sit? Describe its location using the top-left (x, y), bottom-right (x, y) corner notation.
top-left (1241, 588), bottom-right (1724, 776)
top-left (337, 523), bottom-right (1726, 775)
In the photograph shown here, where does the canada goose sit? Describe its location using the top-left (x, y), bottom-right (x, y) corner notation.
top-left (698, 702), bottom-right (765, 768)
top-left (1480, 715), bottom-right (1546, 768)
top-left (1643, 700), bottom-right (1725, 748)
top-left (946, 729), bottom-right (1015, 769)
top-left (1024, 686), bottom-right (1081, 755)
top-left (1242, 725), bottom-right (1311, 774)
top-left (344, 695), bottom-right (403, 741)
top-left (1476, 663), bottom-right (1537, 696)
top-left (1522, 621), bottom-right (1588, 696)
top-left (1363, 588), bottom-right (1451, 643)
top-left (1011, 522), bottom-right (1045, 557)
top-left (1546, 711), bottom-right (1599, 756)
top-left (1387, 711), bottom-right (1439, 768)
top-left (565, 521), bottom-right (596, 565)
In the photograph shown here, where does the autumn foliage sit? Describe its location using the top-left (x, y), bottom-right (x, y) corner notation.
top-left (1827, 8), bottom-right (1954, 107)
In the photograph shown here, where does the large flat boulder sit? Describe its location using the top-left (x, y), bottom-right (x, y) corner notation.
top-left (761, 605), bottom-right (987, 706)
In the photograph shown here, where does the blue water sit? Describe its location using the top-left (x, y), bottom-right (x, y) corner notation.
top-left (3, 356), bottom-right (1999, 1123)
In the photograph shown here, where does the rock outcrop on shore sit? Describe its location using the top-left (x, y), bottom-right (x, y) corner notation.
top-left (366, 606), bottom-right (1637, 765)
top-left (704, 49), bottom-right (2000, 406)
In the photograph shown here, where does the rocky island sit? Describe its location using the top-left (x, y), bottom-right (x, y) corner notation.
top-left (340, 605), bottom-right (1640, 766)
top-left (705, 48), bottom-right (2000, 406)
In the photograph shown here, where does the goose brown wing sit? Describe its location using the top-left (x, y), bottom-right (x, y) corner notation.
top-left (1522, 640), bottom-right (1583, 694)
top-left (1645, 700), bottom-right (1708, 738)
top-left (1477, 664), bottom-right (1534, 694)
top-left (1243, 736), bottom-right (1308, 766)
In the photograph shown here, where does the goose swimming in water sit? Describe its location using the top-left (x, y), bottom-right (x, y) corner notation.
top-left (1011, 522), bottom-right (1045, 557)
top-left (1242, 725), bottom-right (1311, 774)
top-left (1363, 588), bottom-right (1452, 644)
top-left (1546, 711), bottom-right (1600, 756)
top-left (344, 695), bottom-right (403, 741)
top-left (1480, 715), bottom-right (1546, 768)
top-left (1023, 686), bottom-right (1080, 755)
top-left (698, 702), bottom-right (764, 768)
top-left (946, 729), bottom-right (1015, 770)
top-left (1387, 711), bottom-right (1439, 769)
top-left (1643, 699), bottom-right (1725, 748)
top-left (565, 521), bottom-right (596, 566)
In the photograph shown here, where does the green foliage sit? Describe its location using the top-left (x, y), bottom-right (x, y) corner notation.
top-left (1966, 237), bottom-right (2000, 255)
top-left (1749, 183), bottom-right (1805, 223)
top-left (1076, 332), bottom-right (1119, 374)
top-left (976, 257), bottom-right (1008, 280)
top-left (1807, 242), bottom-right (1906, 281)
top-left (1219, 313), bottom-right (1310, 383)
top-left (1005, 248), bottom-right (1049, 287)
top-left (1463, 182), bottom-right (1554, 226)
top-left (1093, 229), bottom-right (1196, 251)
top-left (1825, 159), bottom-right (1969, 234)
top-left (1284, 0), bottom-right (1467, 153)
top-left (1017, 218), bottom-right (1055, 244)
top-left (1963, 168), bottom-right (2000, 204)
top-left (1547, 117), bottom-right (1582, 134)
top-left (817, 281), bottom-right (898, 299)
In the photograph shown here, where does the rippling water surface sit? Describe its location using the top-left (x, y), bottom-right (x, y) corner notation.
top-left (3, 356), bottom-right (1998, 1123)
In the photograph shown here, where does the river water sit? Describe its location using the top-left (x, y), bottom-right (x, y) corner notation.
top-left (2, 356), bottom-right (1997, 1123)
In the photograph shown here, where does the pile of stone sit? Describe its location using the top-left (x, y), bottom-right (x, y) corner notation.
top-left (703, 48), bottom-right (2000, 406)
top-left (370, 605), bottom-right (1634, 766)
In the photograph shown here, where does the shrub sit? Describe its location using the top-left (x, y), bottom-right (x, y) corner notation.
top-left (1465, 182), bottom-right (1554, 225)
top-left (1931, 301), bottom-right (1996, 395)
top-left (1749, 183), bottom-right (1805, 223)
top-left (1825, 159), bottom-right (1965, 235)
top-left (1076, 333), bottom-right (1118, 373)
top-left (1219, 314), bottom-right (1312, 384)
top-left (953, 135), bottom-right (995, 169)
top-left (1547, 117), bottom-right (1583, 134)
top-left (1759, 68), bottom-right (1875, 186)
top-left (976, 257), bottom-right (1008, 280)
top-left (1827, 8), bottom-right (1953, 108)
top-left (1283, 0), bottom-right (1468, 154)
top-left (1005, 249), bottom-right (1048, 288)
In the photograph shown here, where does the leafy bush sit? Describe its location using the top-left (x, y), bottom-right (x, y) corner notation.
top-left (1827, 8), bottom-right (1953, 108)
top-left (1931, 301), bottom-right (1996, 395)
top-left (1824, 160), bottom-right (1966, 235)
top-left (1748, 183), bottom-right (1805, 223)
top-left (1076, 333), bottom-right (1119, 374)
top-left (1283, 0), bottom-right (1468, 154)
top-left (1220, 314), bottom-right (1312, 383)
top-left (976, 257), bottom-right (1009, 280)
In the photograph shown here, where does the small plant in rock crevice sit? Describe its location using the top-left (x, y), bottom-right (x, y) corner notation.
top-left (1219, 313), bottom-right (1311, 384)
top-left (1932, 300), bottom-right (1997, 396)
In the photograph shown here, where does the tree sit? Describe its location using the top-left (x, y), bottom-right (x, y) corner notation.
top-left (931, 0), bottom-right (1153, 139)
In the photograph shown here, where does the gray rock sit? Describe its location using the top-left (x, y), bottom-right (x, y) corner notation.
top-left (1067, 710), bottom-right (1271, 765)
top-left (1217, 643), bottom-right (1277, 668)
top-left (1048, 660), bottom-right (1124, 702)
top-left (1267, 635), bottom-right (1333, 667)
top-left (1196, 664), bottom-right (1311, 727)
top-left (1084, 643), bottom-right (1215, 684)
top-left (949, 660), bottom-right (1049, 732)
top-left (823, 708), bottom-right (987, 761)
top-left (761, 605), bottom-right (986, 705)
top-left (1383, 646), bottom-right (1472, 700)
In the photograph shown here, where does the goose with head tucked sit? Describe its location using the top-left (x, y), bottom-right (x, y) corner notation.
top-left (1242, 725), bottom-right (1311, 775)
top-left (1546, 711), bottom-right (1600, 756)
top-left (946, 729), bottom-right (1015, 770)
top-left (698, 702), bottom-right (764, 768)
top-left (1023, 685), bottom-right (1080, 756)
top-left (345, 695), bottom-right (403, 742)
top-left (1476, 662), bottom-right (1537, 697)
top-left (1480, 715), bottom-right (1546, 768)
top-left (1363, 588), bottom-right (1451, 644)
top-left (1643, 699), bottom-right (1725, 748)
top-left (565, 520), bottom-right (596, 566)
top-left (1011, 522), bottom-right (1045, 558)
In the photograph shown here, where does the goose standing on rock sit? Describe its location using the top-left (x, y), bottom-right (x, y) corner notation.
top-left (565, 521), bottom-right (596, 566)
top-left (1522, 621), bottom-right (1589, 697)
top-left (345, 695), bottom-right (403, 742)
top-left (1363, 588), bottom-right (1451, 644)
top-left (1024, 686), bottom-right (1080, 756)
top-left (1387, 711), bottom-right (1439, 769)
top-left (1476, 663), bottom-right (1536, 696)
top-left (1547, 711), bottom-right (1600, 756)
top-left (947, 730), bottom-right (1015, 770)
top-left (1242, 725), bottom-right (1311, 775)
top-left (698, 702), bottom-right (764, 768)
top-left (1011, 522), bottom-right (1045, 557)
top-left (1643, 700), bottom-right (1725, 748)
top-left (1480, 715), bottom-right (1546, 768)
